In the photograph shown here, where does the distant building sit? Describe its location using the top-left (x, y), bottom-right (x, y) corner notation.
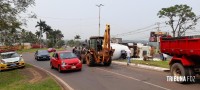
top-left (111, 38), bottom-right (122, 43)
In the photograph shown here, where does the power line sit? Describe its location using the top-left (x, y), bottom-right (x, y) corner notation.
top-left (112, 23), bottom-right (157, 37)
top-left (112, 25), bottom-right (169, 38)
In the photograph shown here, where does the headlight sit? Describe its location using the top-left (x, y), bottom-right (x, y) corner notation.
top-left (19, 58), bottom-right (24, 62)
top-left (0, 60), bottom-right (5, 64)
top-left (61, 61), bottom-right (67, 66)
top-left (78, 60), bottom-right (81, 63)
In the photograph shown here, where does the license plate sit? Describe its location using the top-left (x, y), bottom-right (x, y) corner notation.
top-left (11, 64), bottom-right (16, 67)
top-left (71, 66), bottom-right (76, 69)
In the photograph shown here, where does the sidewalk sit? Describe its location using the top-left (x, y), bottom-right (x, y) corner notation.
top-left (112, 61), bottom-right (170, 72)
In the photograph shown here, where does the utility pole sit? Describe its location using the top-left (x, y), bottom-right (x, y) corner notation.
top-left (96, 4), bottom-right (104, 36)
top-left (156, 22), bottom-right (161, 53)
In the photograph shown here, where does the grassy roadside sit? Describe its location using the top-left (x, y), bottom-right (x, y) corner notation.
top-left (0, 64), bottom-right (61, 90)
top-left (115, 60), bottom-right (169, 68)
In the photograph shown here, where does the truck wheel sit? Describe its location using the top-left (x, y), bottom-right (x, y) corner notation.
top-left (185, 67), bottom-right (195, 76)
top-left (171, 63), bottom-right (194, 84)
top-left (87, 54), bottom-right (95, 66)
top-left (185, 67), bottom-right (195, 83)
top-left (104, 58), bottom-right (112, 66)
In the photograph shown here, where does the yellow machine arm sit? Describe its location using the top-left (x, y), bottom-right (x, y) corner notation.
top-left (103, 24), bottom-right (111, 50)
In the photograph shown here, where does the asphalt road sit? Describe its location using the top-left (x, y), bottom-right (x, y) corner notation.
top-left (23, 53), bottom-right (200, 90)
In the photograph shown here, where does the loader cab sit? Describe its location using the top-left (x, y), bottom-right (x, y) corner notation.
top-left (89, 36), bottom-right (104, 51)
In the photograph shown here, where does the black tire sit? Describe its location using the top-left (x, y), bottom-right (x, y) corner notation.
top-left (81, 58), bottom-right (86, 64)
top-left (104, 58), bottom-right (112, 66)
top-left (58, 65), bottom-right (62, 73)
top-left (19, 66), bottom-right (25, 69)
top-left (171, 63), bottom-right (195, 84)
top-left (185, 67), bottom-right (195, 77)
top-left (78, 69), bottom-right (82, 71)
top-left (36, 57), bottom-right (39, 61)
top-left (35, 57), bottom-right (38, 61)
top-left (50, 62), bottom-right (54, 69)
top-left (87, 54), bottom-right (95, 66)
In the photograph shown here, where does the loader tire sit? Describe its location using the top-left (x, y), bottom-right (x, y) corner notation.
top-left (87, 54), bottom-right (95, 66)
top-left (81, 57), bottom-right (86, 64)
top-left (104, 58), bottom-right (112, 66)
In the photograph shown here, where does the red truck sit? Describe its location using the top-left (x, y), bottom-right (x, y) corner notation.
top-left (160, 36), bottom-right (200, 83)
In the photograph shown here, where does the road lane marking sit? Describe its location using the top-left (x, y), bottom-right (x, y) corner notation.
top-left (30, 64), bottom-right (74, 90)
top-left (97, 68), bottom-right (171, 90)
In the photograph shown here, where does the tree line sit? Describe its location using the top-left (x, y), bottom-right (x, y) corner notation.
top-left (0, 0), bottom-right (65, 48)
top-left (35, 20), bottom-right (64, 48)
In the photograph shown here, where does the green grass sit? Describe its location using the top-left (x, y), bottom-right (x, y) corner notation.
top-left (0, 69), bottom-right (24, 88)
top-left (0, 65), bottom-right (61, 90)
top-left (115, 60), bottom-right (169, 68)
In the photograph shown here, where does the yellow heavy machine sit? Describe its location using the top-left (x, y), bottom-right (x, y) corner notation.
top-left (84, 24), bottom-right (115, 66)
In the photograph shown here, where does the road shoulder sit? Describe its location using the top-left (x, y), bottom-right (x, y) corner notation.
top-left (112, 61), bottom-right (170, 72)
top-left (29, 63), bottom-right (73, 90)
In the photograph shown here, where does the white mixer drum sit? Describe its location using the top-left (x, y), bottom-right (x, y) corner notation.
top-left (111, 43), bottom-right (129, 60)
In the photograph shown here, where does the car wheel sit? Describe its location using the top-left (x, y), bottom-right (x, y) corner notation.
top-left (104, 58), bottom-right (112, 66)
top-left (50, 62), bottom-right (54, 69)
top-left (58, 65), bottom-right (62, 73)
top-left (78, 68), bottom-right (82, 71)
top-left (36, 57), bottom-right (39, 61)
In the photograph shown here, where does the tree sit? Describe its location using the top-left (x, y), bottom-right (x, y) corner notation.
top-left (43, 25), bottom-right (53, 39)
top-left (35, 31), bottom-right (41, 39)
top-left (74, 35), bottom-right (81, 40)
top-left (157, 4), bottom-right (199, 37)
top-left (66, 39), bottom-right (80, 47)
top-left (35, 20), bottom-right (47, 48)
top-left (47, 29), bottom-right (64, 48)
top-left (24, 31), bottom-right (38, 43)
top-left (0, 0), bottom-right (35, 31)
top-left (0, 0), bottom-right (35, 46)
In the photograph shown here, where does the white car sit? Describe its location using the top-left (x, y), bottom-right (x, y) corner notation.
top-left (0, 52), bottom-right (25, 71)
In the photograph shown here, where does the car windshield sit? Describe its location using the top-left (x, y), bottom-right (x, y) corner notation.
top-left (1, 52), bottom-right (19, 59)
top-left (60, 52), bottom-right (77, 59)
top-left (38, 50), bottom-right (49, 55)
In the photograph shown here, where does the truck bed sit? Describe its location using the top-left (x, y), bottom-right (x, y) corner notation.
top-left (160, 36), bottom-right (200, 56)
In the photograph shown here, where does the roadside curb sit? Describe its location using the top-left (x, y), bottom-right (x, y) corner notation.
top-left (112, 61), bottom-right (170, 72)
top-left (28, 64), bottom-right (74, 90)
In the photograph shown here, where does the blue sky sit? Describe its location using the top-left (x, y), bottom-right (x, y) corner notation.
top-left (25, 0), bottom-right (200, 40)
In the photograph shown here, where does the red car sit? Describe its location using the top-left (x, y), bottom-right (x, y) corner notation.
top-left (50, 51), bottom-right (82, 72)
top-left (47, 48), bottom-right (56, 53)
